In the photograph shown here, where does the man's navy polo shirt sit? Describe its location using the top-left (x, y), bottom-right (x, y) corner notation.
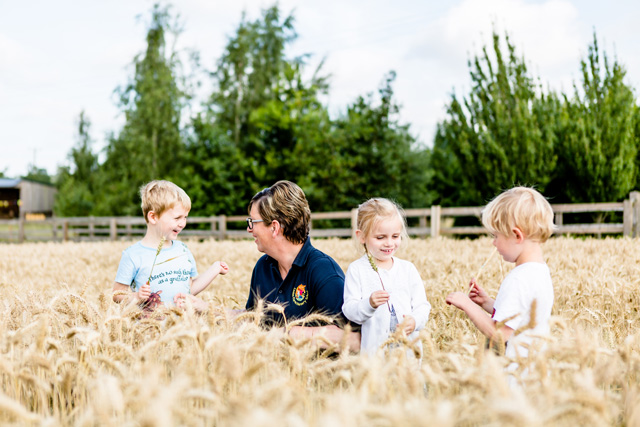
top-left (245, 238), bottom-right (346, 326)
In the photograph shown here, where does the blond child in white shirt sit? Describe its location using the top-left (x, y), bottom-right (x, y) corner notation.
top-left (446, 187), bottom-right (555, 382)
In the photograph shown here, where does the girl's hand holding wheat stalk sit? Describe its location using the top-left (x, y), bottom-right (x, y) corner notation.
top-left (366, 251), bottom-right (392, 312)
top-left (366, 248), bottom-right (399, 332)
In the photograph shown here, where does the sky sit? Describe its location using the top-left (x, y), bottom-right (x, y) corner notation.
top-left (1, 0), bottom-right (639, 178)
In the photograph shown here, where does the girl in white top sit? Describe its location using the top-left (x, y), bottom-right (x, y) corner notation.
top-left (342, 198), bottom-right (431, 356)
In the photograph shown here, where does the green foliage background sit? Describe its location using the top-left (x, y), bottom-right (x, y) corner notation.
top-left (53, 4), bottom-right (640, 218)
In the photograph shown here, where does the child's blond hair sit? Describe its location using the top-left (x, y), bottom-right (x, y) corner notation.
top-left (356, 198), bottom-right (408, 249)
top-left (140, 180), bottom-right (191, 223)
top-left (481, 187), bottom-right (555, 242)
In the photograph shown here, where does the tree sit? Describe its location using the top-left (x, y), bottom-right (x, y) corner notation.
top-left (95, 3), bottom-right (187, 215)
top-left (547, 33), bottom-right (638, 203)
top-left (431, 32), bottom-right (560, 206)
top-left (208, 6), bottom-right (297, 150)
top-left (187, 5), bottom-right (432, 215)
top-left (23, 165), bottom-right (52, 184)
top-left (311, 72), bottom-right (431, 211)
top-left (54, 111), bottom-right (99, 216)
top-left (185, 5), bottom-right (333, 214)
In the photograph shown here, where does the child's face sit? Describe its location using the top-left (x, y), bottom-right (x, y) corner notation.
top-left (361, 216), bottom-right (403, 267)
top-left (492, 232), bottom-right (520, 263)
top-left (154, 204), bottom-right (189, 241)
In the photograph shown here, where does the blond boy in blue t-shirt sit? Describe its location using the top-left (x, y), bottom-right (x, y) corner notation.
top-left (112, 180), bottom-right (228, 312)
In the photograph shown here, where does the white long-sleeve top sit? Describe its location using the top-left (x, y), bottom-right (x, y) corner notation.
top-left (342, 255), bottom-right (431, 356)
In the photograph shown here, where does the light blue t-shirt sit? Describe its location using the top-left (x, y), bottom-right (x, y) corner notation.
top-left (115, 240), bottom-right (198, 305)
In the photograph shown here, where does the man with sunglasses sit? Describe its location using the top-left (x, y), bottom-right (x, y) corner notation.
top-left (245, 180), bottom-right (360, 351)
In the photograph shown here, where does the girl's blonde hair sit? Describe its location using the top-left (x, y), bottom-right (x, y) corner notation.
top-left (481, 186), bottom-right (555, 242)
top-left (356, 198), bottom-right (408, 249)
top-left (140, 180), bottom-right (191, 223)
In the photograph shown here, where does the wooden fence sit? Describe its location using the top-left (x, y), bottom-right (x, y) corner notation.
top-left (2, 191), bottom-right (640, 243)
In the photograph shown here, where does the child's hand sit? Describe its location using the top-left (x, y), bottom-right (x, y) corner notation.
top-left (215, 261), bottom-right (229, 275)
top-left (468, 278), bottom-right (489, 305)
top-left (369, 290), bottom-right (390, 309)
top-left (137, 282), bottom-right (151, 301)
top-left (174, 293), bottom-right (209, 312)
top-left (445, 291), bottom-right (471, 310)
top-left (401, 315), bottom-right (416, 335)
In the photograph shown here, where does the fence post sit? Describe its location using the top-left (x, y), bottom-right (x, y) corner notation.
top-left (631, 191), bottom-right (640, 238)
top-left (110, 218), bottom-right (117, 241)
top-left (430, 205), bottom-right (441, 237)
top-left (206, 215), bottom-right (215, 238)
top-left (554, 212), bottom-right (563, 227)
top-left (18, 213), bottom-right (25, 243)
top-left (89, 216), bottom-right (95, 239)
top-left (52, 219), bottom-right (58, 241)
top-left (63, 220), bottom-right (69, 242)
top-left (351, 209), bottom-right (358, 238)
top-left (623, 197), bottom-right (633, 237)
top-left (419, 215), bottom-right (427, 232)
top-left (218, 215), bottom-right (227, 240)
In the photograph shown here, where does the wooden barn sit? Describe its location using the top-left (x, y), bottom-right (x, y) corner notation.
top-left (0, 178), bottom-right (57, 219)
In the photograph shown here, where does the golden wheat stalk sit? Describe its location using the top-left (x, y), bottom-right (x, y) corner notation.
top-left (467, 247), bottom-right (497, 295)
top-left (365, 246), bottom-right (392, 313)
top-left (146, 236), bottom-right (166, 286)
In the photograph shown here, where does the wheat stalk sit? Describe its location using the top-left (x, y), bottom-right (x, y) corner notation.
top-left (365, 246), bottom-right (392, 313)
top-left (146, 236), bottom-right (166, 285)
top-left (467, 247), bottom-right (498, 295)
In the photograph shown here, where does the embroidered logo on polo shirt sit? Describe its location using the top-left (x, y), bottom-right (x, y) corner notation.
top-left (292, 284), bottom-right (308, 306)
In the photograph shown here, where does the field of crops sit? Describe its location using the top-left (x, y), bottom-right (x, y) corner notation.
top-left (0, 236), bottom-right (639, 425)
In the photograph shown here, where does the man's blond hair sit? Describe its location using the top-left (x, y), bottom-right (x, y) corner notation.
top-left (481, 187), bottom-right (555, 242)
top-left (140, 180), bottom-right (191, 223)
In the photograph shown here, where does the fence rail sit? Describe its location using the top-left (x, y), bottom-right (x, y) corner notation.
top-left (2, 192), bottom-right (639, 243)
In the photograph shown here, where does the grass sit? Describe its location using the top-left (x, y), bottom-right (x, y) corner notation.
top-left (0, 236), bottom-right (638, 425)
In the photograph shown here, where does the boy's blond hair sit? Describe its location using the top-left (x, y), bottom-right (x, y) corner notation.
top-left (481, 187), bottom-right (555, 242)
top-left (140, 180), bottom-right (191, 223)
top-left (356, 198), bottom-right (409, 249)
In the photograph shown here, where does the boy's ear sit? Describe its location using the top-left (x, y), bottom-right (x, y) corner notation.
top-left (147, 211), bottom-right (158, 224)
top-left (512, 227), bottom-right (525, 243)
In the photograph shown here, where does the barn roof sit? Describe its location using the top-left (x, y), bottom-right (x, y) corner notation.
top-left (0, 178), bottom-right (56, 188)
top-left (0, 178), bottom-right (21, 188)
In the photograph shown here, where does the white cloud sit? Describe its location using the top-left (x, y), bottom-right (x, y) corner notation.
top-left (1, 0), bottom-right (639, 177)
top-left (397, 0), bottom-right (586, 143)
top-left (0, 34), bottom-right (31, 69)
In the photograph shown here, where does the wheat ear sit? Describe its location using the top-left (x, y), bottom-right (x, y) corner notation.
top-left (146, 236), bottom-right (166, 285)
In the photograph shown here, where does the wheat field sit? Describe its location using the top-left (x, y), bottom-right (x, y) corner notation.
top-left (0, 236), bottom-right (639, 426)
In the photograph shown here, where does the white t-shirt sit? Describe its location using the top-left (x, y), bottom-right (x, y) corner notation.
top-left (115, 240), bottom-right (198, 305)
top-left (342, 255), bottom-right (431, 356)
top-left (492, 262), bottom-right (554, 361)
